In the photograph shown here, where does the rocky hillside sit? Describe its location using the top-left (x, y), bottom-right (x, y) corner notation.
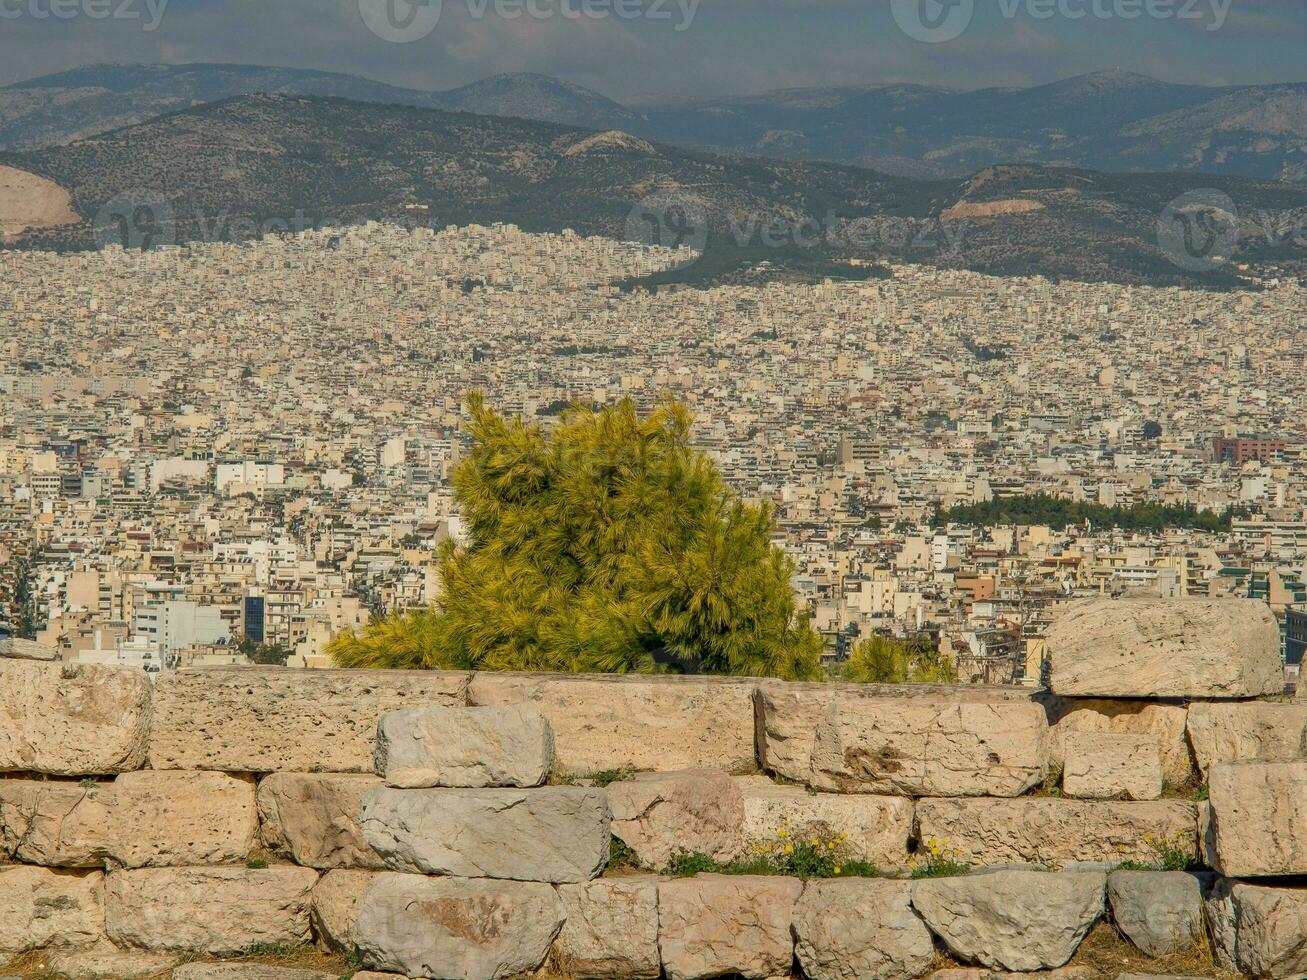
top-left (3, 94), bottom-right (1306, 288)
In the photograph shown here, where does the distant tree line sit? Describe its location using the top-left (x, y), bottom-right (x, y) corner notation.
top-left (932, 493), bottom-right (1252, 533)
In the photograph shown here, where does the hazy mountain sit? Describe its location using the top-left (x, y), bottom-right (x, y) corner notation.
top-left (639, 70), bottom-right (1307, 181)
top-left (5, 94), bottom-right (1306, 289)
top-left (4, 65), bottom-right (1305, 183)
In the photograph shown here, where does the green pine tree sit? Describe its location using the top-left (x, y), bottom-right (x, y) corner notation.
top-left (842, 634), bottom-right (956, 684)
top-left (329, 395), bottom-right (822, 680)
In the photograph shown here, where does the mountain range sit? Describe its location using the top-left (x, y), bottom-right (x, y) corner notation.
top-left (4, 93), bottom-right (1306, 289)
top-left (2, 64), bottom-right (1305, 182)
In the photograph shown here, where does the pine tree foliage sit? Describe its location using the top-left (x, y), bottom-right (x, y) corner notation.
top-left (330, 395), bottom-right (822, 679)
top-left (841, 634), bottom-right (957, 684)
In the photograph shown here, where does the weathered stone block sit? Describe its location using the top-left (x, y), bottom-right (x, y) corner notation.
top-left (734, 775), bottom-right (912, 868)
top-left (807, 698), bottom-right (1049, 797)
top-left (173, 968), bottom-right (338, 980)
top-left (0, 636), bottom-right (57, 660)
top-left (361, 785), bottom-right (609, 882)
top-left (257, 772), bottom-right (385, 869)
top-left (915, 798), bottom-right (1197, 868)
top-left (0, 660), bottom-right (151, 775)
top-left (658, 874), bottom-right (802, 980)
top-left (793, 878), bottom-right (934, 980)
top-left (375, 703), bottom-right (554, 788)
top-left (354, 873), bottom-right (564, 980)
top-left (0, 771), bottom-right (256, 868)
top-left (0, 865), bottom-right (104, 953)
top-left (1107, 870), bottom-right (1205, 957)
top-left (754, 682), bottom-right (1034, 785)
top-left (469, 671), bottom-right (756, 775)
top-left (1045, 697), bottom-right (1194, 790)
top-left (1207, 879), bottom-right (1307, 979)
top-left (1045, 598), bottom-right (1282, 698)
top-left (310, 869), bottom-right (378, 953)
top-left (1207, 761), bottom-right (1307, 877)
top-left (105, 866), bottom-right (318, 954)
top-left (912, 869), bottom-right (1105, 971)
top-left (555, 877), bottom-right (661, 979)
top-left (1188, 701), bottom-right (1307, 776)
top-left (608, 769), bottom-right (744, 870)
top-left (148, 667), bottom-right (470, 773)
top-left (44, 943), bottom-right (180, 979)
top-left (1061, 731), bottom-right (1163, 801)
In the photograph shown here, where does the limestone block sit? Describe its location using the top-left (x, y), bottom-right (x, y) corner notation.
top-left (354, 873), bottom-right (564, 980)
top-left (793, 878), bottom-right (934, 980)
top-left (148, 667), bottom-right (470, 773)
top-left (608, 769), bottom-right (744, 869)
top-left (375, 703), bottom-right (553, 788)
top-left (105, 867), bottom-right (318, 954)
top-left (1207, 761), bottom-right (1307, 877)
top-left (1187, 702), bottom-right (1307, 776)
top-left (310, 869), bottom-right (378, 953)
top-left (1061, 731), bottom-right (1163, 801)
top-left (257, 772), bottom-right (385, 869)
top-left (658, 874), bottom-right (803, 980)
top-left (1045, 697), bottom-right (1194, 790)
top-left (0, 865), bottom-right (104, 953)
top-left (915, 798), bottom-right (1197, 868)
top-left (1207, 879), bottom-right (1307, 979)
top-left (1107, 870), bottom-right (1205, 956)
top-left (912, 869), bottom-right (1105, 971)
top-left (0, 660), bottom-right (151, 775)
top-left (1045, 598), bottom-right (1281, 698)
top-left (361, 785), bottom-right (609, 883)
top-left (734, 775), bottom-right (912, 868)
top-left (555, 877), bottom-right (661, 979)
top-left (808, 698), bottom-right (1049, 797)
top-left (468, 671), bottom-right (756, 775)
top-left (0, 771), bottom-right (256, 868)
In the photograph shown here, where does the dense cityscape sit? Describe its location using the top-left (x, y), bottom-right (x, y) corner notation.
top-left (3, 221), bottom-right (1305, 686)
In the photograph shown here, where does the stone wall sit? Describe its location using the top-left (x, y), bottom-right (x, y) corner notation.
top-left (0, 596), bottom-right (1303, 978)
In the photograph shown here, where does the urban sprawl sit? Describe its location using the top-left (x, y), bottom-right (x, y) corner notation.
top-left (4, 222), bottom-right (1306, 687)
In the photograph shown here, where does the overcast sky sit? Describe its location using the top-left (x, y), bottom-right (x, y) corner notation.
top-left (2, 0), bottom-right (1305, 100)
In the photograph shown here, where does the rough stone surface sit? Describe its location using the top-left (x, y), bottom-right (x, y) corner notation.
top-left (912, 870), bottom-right (1105, 971)
top-left (807, 698), bottom-right (1049, 797)
top-left (105, 866), bottom-right (319, 954)
top-left (658, 874), bottom-right (803, 980)
top-left (148, 667), bottom-right (470, 773)
top-left (172, 967), bottom-right (338, 980)
top-left (915, 798), bottom-right (1197, 868)
top-left (0, 660), bottom-right (151, 774)
top-left (555, 877), bottom-right (661, 979)
top-left (1107, 871), bottom-right (1204, 956)
top-left (734, 775), bottom-right (912, 867)
top-left (310, 869), bottom-right (377, 953)
top-left (1061, 731), bottom-right (1163, 801)
top-left (754, 682), bottom-right (1034, 785)
top-left (0, 636), bottom-right (57, 660)
top-left (1045, 598), bottom-right (1282, 698)
top-left (361, 785), bottom-right (609, 882)
top-left (0, 771), bottom-right (256, 868)
top-left (469, 672), bottom-right (756, 775)
top-left (793, 878), bottom-right (934, 980)
top-left (257, 772), bottom-right (385, 869)
top-left (44, 943), bottom-right (179, 979)
top-left (1187, 702), bottom-right (1307, 776)
top-left (354, 873), bottom-right (564, 980)
top-left (0, 865), bottom-right (104, 953)
top-left (1207, 761), bottom-right (1307, 877)
top-left (375, 703), bottom-right (554, 788)
top-left (1207, 880), bottom-right (1307, 978)
top-left (608, 769), bottom-right (744, 869)
top-left (1044, 697), bottom-right (1194, 791)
